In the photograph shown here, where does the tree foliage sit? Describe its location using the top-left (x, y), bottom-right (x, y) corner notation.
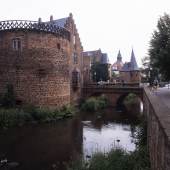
top-left (91, 62), bottom-right (110, 82)
top-left (149, 13), bottom-right (170, 80)
top-left (141, 56), bottom-right (150, 82)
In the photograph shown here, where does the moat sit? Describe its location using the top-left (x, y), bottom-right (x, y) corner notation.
top-left (0, 107), bottom-right (140, 170)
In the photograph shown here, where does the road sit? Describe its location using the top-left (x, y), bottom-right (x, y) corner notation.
top-left (154, 87), bottom-right (170, 109)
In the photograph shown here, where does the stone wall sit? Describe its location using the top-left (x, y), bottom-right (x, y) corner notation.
top-left (64, 14), bottom-right (83, 105)
top-left (120, 71), bottom-right (141, 83)
top-left (82, 55), bottom-right (91, 84)
top-left (143, 87), bottom-right (170, 170)
top-left (0, 31), bottom-right (70, 108)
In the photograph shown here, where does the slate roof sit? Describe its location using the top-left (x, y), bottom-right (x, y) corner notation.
top-left (83, 50), bottom-right (100, 57)
top-left (101, 53), bottom-right (109, 64)
top-left (117, 50), bottom-right (122, 61)
top-left (121, 62), bottom-right (131, 71)
top-left (83, 50), bottom-right (109, 64)
top-left (50, 18), bottom-right (67, 28)
top-left (120, 49), bottom-right (139, 72)
top-left (45, 17), bottom-right (68, 29)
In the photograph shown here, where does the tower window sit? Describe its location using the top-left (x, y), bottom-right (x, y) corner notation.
top-left (72, 71), bottom-right (79, 85)
top-left (57, 43), bottom-right (61, 50)
top-left (12, 38), bottom-right (21, 51)
top-left (73, 53), bottom-right (78, 64)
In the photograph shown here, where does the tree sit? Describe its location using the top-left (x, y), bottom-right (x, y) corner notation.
top-left (141, 56), bottom-right (150, 82)
top-left (91, 62), bottom-right (110, 82)
top-left (149, 13), bottom-right (170, 81)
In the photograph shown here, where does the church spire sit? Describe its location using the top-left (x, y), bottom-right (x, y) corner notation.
top-left (130, 49), bottom-right (139, 71)
top-left (117, 50), bottom-right (122, 62)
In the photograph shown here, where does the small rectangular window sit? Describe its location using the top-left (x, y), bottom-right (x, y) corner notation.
top-left (73, 53), bottom-right (78, 64)
top-left (57, 43), bottom-right (61, 50)
top-left (12, 38), bottom-right (22, 51)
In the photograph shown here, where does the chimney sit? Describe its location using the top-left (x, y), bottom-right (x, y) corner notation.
top-left (50, 15), bottom-right (53, 22)
top-left (38, 17), bottom-right (42, 23)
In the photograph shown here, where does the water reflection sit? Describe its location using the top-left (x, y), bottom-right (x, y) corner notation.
top-left (0, 107), bottom-right (139, 170)
top-left (82, 108), bottom-right (138, 157)
top-left (0, 118), bottom-right (83, 170)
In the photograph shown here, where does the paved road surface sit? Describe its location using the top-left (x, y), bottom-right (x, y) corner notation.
top-left (153, 87), bottom-right (170, 109)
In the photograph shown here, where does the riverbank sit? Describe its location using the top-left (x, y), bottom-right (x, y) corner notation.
top-left (0, 105), bottom-right (143, 170)
top-left (0, 105), bottom-right (75, 129)
top-left (67, 118), bottom-right (150, 170)
top-left (0, 95), bottom-right (108, 129)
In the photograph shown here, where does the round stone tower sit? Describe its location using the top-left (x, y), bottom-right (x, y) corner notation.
top-left (0, 20), bottom-right (71, 108)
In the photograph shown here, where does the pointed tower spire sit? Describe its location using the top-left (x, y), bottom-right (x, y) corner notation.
top-left (117, 50), bottom-right (122, 62)
top-left (130, 49), bottom-right (139, 71)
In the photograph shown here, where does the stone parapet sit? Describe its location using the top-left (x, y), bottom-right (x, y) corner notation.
top-left (143, 87), bottom-right (170, 170)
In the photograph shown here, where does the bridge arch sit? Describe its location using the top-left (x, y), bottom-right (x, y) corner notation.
top-left (116, 92), bottom-right (143, 111)
top-left (82, 84), bottom-right (143, 108)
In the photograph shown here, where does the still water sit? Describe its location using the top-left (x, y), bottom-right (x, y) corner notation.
top-left (0, 107), bottom-right (139, 170)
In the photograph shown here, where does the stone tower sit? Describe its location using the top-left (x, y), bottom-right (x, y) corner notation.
top-left (0, 13), bottom-right (83, 108)
top-left (120, 49), bottom-right (141, 83)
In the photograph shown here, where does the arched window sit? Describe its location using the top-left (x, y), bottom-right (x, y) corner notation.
top-left (12, 38), bottom-right (21, 51)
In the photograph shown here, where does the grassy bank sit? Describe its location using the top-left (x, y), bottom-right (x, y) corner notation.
top-left (67, 118), bottom-right (150, 170)
top-left (81, 96), bottom-right (108, 112)
top-left (0, 105), bottom-right (76, 129)
top-left (0, 84), bottom-right (77, 129)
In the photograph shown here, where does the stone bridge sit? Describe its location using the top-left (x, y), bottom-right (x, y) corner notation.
top-left (82, 83), bottom-right (143, 107)
top-left (82, 84), bottom-right (170, 170)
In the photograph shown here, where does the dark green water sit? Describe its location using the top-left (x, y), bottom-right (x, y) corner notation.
top-left (0, 107), bottom-right (139, 170)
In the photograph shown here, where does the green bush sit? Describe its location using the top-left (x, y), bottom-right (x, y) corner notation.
top-left (0, 104), bottom-right (76, 129)
top-left (1, 84), bottom-right (16, 108)
top-left (81, 96), bottom-right (108, 112)
top-left (0, 108), bottom-right (32, 128)
top-left (124, 93), bottom-right (138, 105)
top-left (68, 147), bottom-right (150, 170)
top-left (61, 104), bottom-right (76, 116)
top-left (88, 152), bottom-right (108, 170)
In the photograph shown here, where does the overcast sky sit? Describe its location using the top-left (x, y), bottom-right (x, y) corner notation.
top-left (1, 0), bottom-right (170, 65)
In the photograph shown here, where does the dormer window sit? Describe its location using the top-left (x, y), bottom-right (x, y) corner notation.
top-left (12, 38), bottom-right (21, 51)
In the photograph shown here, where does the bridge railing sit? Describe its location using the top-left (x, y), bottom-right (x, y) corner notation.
top-left (143, 87), bottom-right (170, 170)
top-left (84, 82), bottom-right (140, 88)
top-left (0, 20), bottom-right (70, 40)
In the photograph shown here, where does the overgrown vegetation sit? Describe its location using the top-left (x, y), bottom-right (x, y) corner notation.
top-left (0, 105), bottom-right (76, 129)
top-left (124, 93), bottom-right (138, 105)
top-left (0, 84), bottom-right (76, 129)
top-left (67, 118), bottom-right (150, 170)
top-left (0, 84), bottom-right (16, 108)
top-left (81, 96), bottom-right (108, 112)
